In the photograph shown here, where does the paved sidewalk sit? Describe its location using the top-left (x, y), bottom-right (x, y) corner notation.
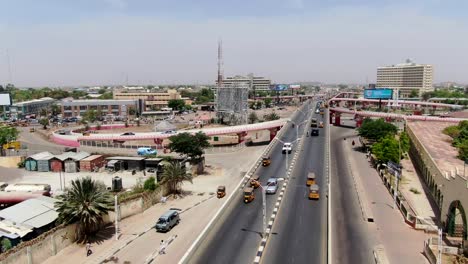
top-left (399, 159), bottom-right (437, 222)
top-left (343, 131), bottom-right (429, 264)
top-left (43, 145), bottom-right (266, 264)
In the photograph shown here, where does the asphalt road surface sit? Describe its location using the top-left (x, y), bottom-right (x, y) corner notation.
top-left (261, 111), bottom-right (327, 264)
top-left (331, 125), bottom-right (375, 264)
top-left (190, 103), bottom-right (312, 264)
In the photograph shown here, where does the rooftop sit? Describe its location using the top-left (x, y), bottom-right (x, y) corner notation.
top-left (28, 151), bottom-right (54, 161)
top-left (408, 121), bottom-right (464, 179)
top-left (0, 196), bottom-right (58, 229)
top-left (105, 156), bottom-right (146, 161)
top-left (80, 154), bottom-right (103, 161)
top-left (13, 97), bottom-right (55, 106)
top-left (53, 151), bottom-right (90, 161)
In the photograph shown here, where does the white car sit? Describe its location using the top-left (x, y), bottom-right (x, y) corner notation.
top-left (282, 143), bottom-right (292, 154)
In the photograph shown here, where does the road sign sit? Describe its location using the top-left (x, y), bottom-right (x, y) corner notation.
top-left (387, 161), bottom-right (402, 178)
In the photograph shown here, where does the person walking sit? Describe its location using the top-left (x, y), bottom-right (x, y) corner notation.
top-left (86, 242), bottom-right (92, 257)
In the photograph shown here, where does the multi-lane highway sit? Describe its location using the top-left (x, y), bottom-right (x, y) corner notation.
top-left (261, 110), bottom-right (327, 264)
top-left (190, 103), bottom-right (311, 264)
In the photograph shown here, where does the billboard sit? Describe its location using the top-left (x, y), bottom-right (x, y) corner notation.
top-left (364, 89), bottom-right (393, 99)
top-left (270, 84), bottom-right (289, 91)
top-left (0, 93), bottom-right (12, 106)
top-left (289, 84), bottom-right (301, 89)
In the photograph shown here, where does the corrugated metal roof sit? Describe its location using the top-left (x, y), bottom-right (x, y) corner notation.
top-left (106, 156), bottom-right (146, 161)
top-left (0, 220), bottom-right (33, 238)
top-left (0, 196), bottom-right (58, 228)
top-left (28, 152), bottom-right (53, 161)
top-left (54, 152), bottom-right (90, 161)
top-left (81, 155), bottom-right (103, 161)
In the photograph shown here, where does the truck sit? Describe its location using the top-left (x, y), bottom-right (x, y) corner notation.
top-left (310, 118), bottom-right (318, 128)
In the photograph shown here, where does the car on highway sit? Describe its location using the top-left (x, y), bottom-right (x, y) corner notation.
top-left (155, 209), bottom-right (180, 232)
top-left (121, 132), bottom-right (135, 136)
top-left (137, 147), bottom-right (157, 156)
top-left (266, 178), bottom-right (278, 194)
top-left (311, 129), bottom-right (319, 136)
top-left (282, 142), bottom-right (292, 154)
top-left (163, 130), bottom-right (177, 134)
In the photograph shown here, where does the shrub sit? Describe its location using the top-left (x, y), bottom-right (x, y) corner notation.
top-left (144, 177), bottom-right (158, 191)
top-left (17, 160), bottom-right (25, 168)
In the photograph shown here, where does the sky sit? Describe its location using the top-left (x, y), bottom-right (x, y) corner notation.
top-left (0, 0), bottom-right (468, 87)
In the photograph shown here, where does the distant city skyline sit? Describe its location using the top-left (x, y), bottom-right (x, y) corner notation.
top-left (1, 0), bottom-right (468, 87)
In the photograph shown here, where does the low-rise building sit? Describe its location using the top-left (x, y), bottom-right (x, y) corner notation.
top-left (60, 99), bottom-right (137, 118)
top-left (9, 97), bottom-right (56, 117)
top-left (0, 196), bottom-right (58, 246)
top-left (113, 89), bottom-right (191, 111)
top-left (216, 75), bottom-right (272, 91)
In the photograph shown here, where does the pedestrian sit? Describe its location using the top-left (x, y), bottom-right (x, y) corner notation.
top-left (86, 242), bottom-right (92, 257)
top-left (352, 140), bottom-right (355, 146)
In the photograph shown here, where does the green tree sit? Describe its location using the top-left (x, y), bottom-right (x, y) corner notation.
top-left (83, 109), bottom-right (98, 123)
top-left (143, 177), bottom-right (158, 191)
top-left (128, 108), bottom-right (136, 115)
top-left (39, 118), bottom-right (49, 129)
top-left (0, 127), bottom-right (19, 156)
top-left (264, 98), bottom-right (273, 108)
top-left (1, 238), bottom-right (12, 252)
top-left (51, 104), bottom-right (61, 116)
top-left (55, 177), bottom-right (113, 243)
top-left (160, 161), bottom-right (193, 194)
top-left (40, 108), bottom-right (48, 117)
top-left (248, 112), bottom-right (258, 124)
top-left (371, 135), bottom-right (400, 163)
top-left (264, 112), bottom-right (280, 121)
top-left (357, 118), bottom-right (397, 141)
top-left (399, 131), bottom-right (410, 155)
top-left (409, 90), bottom-right (419, 98)
top-left (168, 99), bottom-right (186, 110)
top-left (99, 92), bottom-right (113, 99)
top-left (168, 132), bottom-right (210, 161)
top-left (98, 88), bottom-right (107, 94)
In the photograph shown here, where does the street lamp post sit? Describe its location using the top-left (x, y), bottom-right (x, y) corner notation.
top-left (393, 171), bottom-right (399, 210)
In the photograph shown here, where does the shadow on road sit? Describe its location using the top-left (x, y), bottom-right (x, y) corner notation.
top-left (241, 228), bottom-right (264, 239)
top-left (89, 225), bottom-right (116, 245)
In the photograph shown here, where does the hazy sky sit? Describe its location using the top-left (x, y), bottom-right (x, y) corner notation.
top-left (0, 0), bottom-right (467, 87)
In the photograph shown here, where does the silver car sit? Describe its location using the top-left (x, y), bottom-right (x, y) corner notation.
top-left (266, 178), bottom-right (278, 194)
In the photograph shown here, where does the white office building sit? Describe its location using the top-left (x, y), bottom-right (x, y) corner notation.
top-left (376, 59), bottom-right (434, 98)
top-left (216, 75), bottom-right (271, 91)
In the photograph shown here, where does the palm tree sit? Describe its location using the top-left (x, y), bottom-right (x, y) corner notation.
top-left (160, 161), bottom-right (193, 195)
top-left (55, 177), bottom-right (114, 243)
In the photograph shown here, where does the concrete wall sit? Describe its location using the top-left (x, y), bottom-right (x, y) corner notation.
top-left (0, 189), bottom-right (162, 264)
top-left (408, 124), bottom-right (468, 237)
top-left (0, 224), bottom-right (77, 264)
top-left (0, 156), bottom-right (23, 168)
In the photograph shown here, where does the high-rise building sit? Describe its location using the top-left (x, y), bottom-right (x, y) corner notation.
top-left (215, 75), bottom-right (271, 91)
top-left (376, 59), bottom-right (433, 98)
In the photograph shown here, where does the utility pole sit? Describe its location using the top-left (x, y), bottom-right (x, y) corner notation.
top-left (393, 171), bottom-right (399, 210)
top-left (115, 195), bottom-right (119, 240)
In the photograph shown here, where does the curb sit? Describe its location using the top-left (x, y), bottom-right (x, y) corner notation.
top-left (373, 244), bottom-right (390, 264)
top-left (343, 137), bottom-right (374, 223)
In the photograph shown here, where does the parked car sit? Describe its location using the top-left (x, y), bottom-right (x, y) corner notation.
top-left (266, 178), bottom-right (278, 194)
top-left (137, 147), bottom-right (157, 156)
top-left (155, 210), bottom-right (180, 232)
top-left (121, 132), bottom-right (135, 136)
top-left (163, 130), bottom-right (176, 134)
